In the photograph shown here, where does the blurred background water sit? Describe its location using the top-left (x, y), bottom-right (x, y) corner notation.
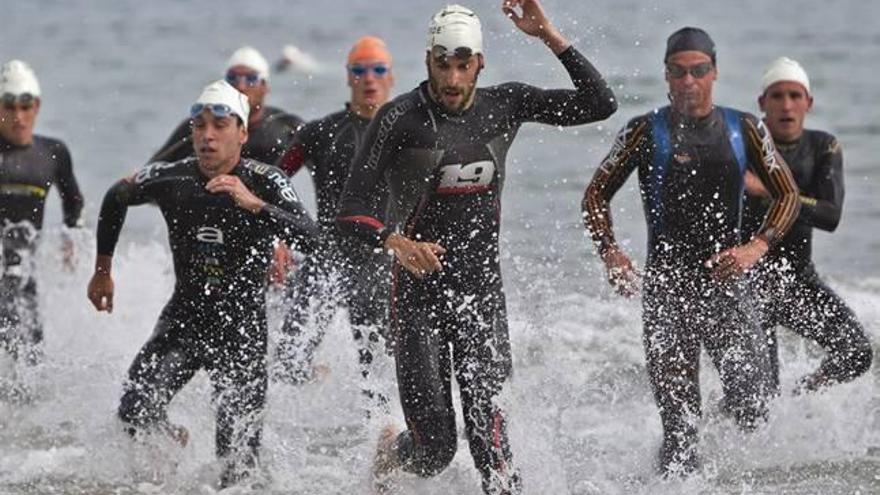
top-left (1, 1), bottom-right (878, 493)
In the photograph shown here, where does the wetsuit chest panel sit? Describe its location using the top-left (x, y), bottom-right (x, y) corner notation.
top-left (0, 143), bottom-right (57, 227)
top-left (646, 107), bottom-right (748, 263)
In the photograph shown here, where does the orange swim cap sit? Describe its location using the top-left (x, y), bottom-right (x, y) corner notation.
top-left (347, 36), bottom-right (392, 66)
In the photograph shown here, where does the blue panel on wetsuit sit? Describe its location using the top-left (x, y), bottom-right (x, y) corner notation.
top-left (649, 107), bottom-right (671, 238)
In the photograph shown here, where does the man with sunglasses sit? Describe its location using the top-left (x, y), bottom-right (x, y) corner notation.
top-left (0, 60), bottom-right (83, 374)
top-left (337, 2), bottom-right (616, 493)
top-left (742, 57), bottom-right (871, 394)
top-left (87, 80), bottom-right (317, 488)
top-left (150, 46), bottom-right (303, 166)
top-left (582, 27), bottom-right (801, 475)
top-left (273, 37), bottom-right (395, 409)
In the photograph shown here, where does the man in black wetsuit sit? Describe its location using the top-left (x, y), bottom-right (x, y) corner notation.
top-left (742, 57), bottom-right (872, 393)
top-left (0, 60), bottom-right (83, 368)
top-left (150, 46), bottom-right (303, 165)
top-left (86, 80), bottom-right (316, 488)
top-left (582, 28), bottom-right (801, 475)
top-left (337, 2), bottom-right (616, 493)
top-left (273, 37), bottom-right (395, 403)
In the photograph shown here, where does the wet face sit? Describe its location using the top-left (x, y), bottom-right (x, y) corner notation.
top-left (759, 81), bottom-right (812, 143)
top-left (191, 111), bottom-right (247, 177)
top-left (426, 53), bottom-right (482, 113)
top-left (665, 51), bottom-right (716, 117)
top-left (225, 65), bottom-right (268, 117)
top-left (0, 96), bottom-right (40, 146)
top-left (348, 58), bottom-right (395, 114)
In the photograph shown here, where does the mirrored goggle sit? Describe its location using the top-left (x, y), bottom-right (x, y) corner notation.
top-left (225, 71), bottom-right (261, 87)
top-left (666, 62), bottom-right (714, 79)
top-left (430, 45), bottom-right (475, 60)
top-left (1, 92), bottom-right (37, 109)
top-left (349, 63), bottom-right (390, 78)
top-left (190, 103), bottom-right (235, 119)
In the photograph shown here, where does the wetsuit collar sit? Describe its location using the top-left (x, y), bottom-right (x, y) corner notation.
top-left (0, 134), bottom-right (33, 150)
top-left (669, 105), bottom-right (717, 129)
top-left (344, 102), bottom-right (371, 124)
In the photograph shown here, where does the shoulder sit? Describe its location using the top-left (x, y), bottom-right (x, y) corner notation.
top-left (32, 135), bottom-right (69, 154)
top-left (264, 106), bottom-right (304, 128)
top-left (804, 128), bottom-right (840, 152)
top-left (130, 157), bottom-right (194, 185)
top-left (378, 89), bottom-right (422, 121)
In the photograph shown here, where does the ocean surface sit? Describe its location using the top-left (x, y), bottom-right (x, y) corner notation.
top-left (1, 1), bottom-right (879, 493)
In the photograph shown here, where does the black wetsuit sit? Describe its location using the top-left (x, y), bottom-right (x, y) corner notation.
top-left (742, 129), bottom-right (872, 391)
top-left (583, 106), bottom-right (800, 471)
top-left (0, 135), bottom-right (83, 364)
top-left (338, 46), bottom-right (616, 494)
top-left (275, 106), bottom-right (390, 396)
top-left (150, 106), bottom-right (303, 165)
top-left (96, 158), bottom-right (316, 480)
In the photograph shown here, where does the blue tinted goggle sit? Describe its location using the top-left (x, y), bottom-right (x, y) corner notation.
top-left (225, 71), bottom-right (261, 87)
top-left (349, 63), bottom-right (390, 78)
top-left (190, 103), bottom-right (235, 119)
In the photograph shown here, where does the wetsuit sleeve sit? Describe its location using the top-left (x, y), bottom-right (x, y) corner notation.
top-left (799, 136), bottom-right (844, 231)
top-left (276, 121), bottom-right (315, 176)
top-left (336, 100), bottom-right (411, 247)
top-left (509, 46), bottom-right (617, 125)
top-left (95, 173), bottom-right (157, 256)
top-left (53, 142), bottom-right (85, 227)
top-left (149, 119), bottom-right (192, 163)
top-left (743, 117), bottom-right (800, 245)
top-left (256, 169), bottom-right (319, 254)
top-left (582, 119), bottom-right (649, 253)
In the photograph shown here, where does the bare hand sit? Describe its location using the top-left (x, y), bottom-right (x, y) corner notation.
top-left (205, 174), bottom-right (266, 214)
top-left (269, 241), bottom-right (294, 286)
top-left (601, 247), bottom-right (640, 297)
top-left (501, 0), bottom-right (569, 53)
top-left (744, 170), bottom-right (770, 198)
top-left (707, 237), bottom-right (769, 280)
top-left (385, 233), bottom-right (446, 278)
top-left (88, 273), bottom-right (114, 313)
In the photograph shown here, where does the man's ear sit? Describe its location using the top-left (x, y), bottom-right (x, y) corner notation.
top-left (758, 94), bottom-right (766, 113)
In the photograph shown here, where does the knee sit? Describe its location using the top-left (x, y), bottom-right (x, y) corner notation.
top-left (409, 422), bottom-right (458, 477)
top-left (414, 437), bottom-right (457, 477)
top-left (849, 340), bottom-right (873, 377)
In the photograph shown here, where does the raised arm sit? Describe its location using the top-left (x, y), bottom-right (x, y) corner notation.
top-left (502, 0), bottom-right (617, 124)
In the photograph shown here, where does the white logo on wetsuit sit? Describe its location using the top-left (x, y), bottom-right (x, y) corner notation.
top-left (756, 120), bottom-right (782, 173)
top-left (437, 160), bottom-right (495, 194)
top-left (133, 161), bottom-right (176, 184)
top-left (196, 226), bottom-right (224, 244)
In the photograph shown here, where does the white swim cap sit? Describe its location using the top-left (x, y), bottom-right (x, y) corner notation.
top-left (0, 60), bottom-right (41, 97)
top-left (226, 46), bottom-right (270, 82)
top-left (761, 57), bottom-right (810, 95)
top-left (426, 4), bottom-right (483, 56)
top-left (191, 80), bottom-right (250, 129)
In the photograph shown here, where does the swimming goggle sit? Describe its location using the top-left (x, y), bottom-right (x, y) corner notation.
top-left (666, 62), bottom-right (714, 79)
top-left (190, 103), bottom-right (235, 119)
top-left (430, 45), bottom-right (476, 60)
top-left (1, 93), bottom-right (37, 110)
top-left (225, 71), bottom-right (261, 87)
top-left (349, 63), bottom-right (390, 78)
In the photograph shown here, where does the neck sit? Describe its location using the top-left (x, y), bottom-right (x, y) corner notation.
top-left (672, 102), bottom-right (714, 120)
top-left (350, 101), bottom-right (379, 120)
top-left (199, 155), bottom-right (241, 179)
top-left (248, 105), bottom-right (265, 126)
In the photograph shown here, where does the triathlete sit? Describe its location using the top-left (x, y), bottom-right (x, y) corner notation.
top-left (86, 80), bottom-right (317, 488)
top-left (150, 46), bottom-right (303, 165)
top-left (582, 28), bottom-right (800, 474)
top-left (274, 36), bottom-right (395, 408)
top-left (742, 57), bottom-right (872, 393)
top-left (0, 60), bottom-right (83, 368)
top-left (337, 2), bottom-right (617, 493)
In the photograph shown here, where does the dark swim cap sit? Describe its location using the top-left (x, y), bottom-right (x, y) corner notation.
top-left (665, 27), bottom-right (716, 64)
